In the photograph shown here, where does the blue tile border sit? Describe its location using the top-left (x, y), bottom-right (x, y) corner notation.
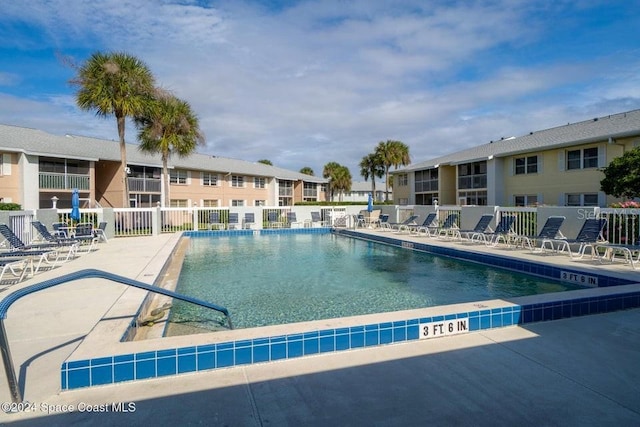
top-left (61, 228), bottom-right (640, 390)
top-left (62, 288), bottom-right (640, 390)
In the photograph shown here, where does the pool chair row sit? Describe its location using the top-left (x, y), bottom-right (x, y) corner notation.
top-left (0, 221), bottom-right (103, 285)
top-left (208, 211), bottom-right (329, 230)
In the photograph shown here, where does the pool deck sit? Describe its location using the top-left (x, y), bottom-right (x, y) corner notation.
top-left (1, 230), bottom-right (639, 426)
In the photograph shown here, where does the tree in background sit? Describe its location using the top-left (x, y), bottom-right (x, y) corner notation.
top-left (600, 147), bottom-right (640, 199)
top-left (375, 140), bottom-right (411, 202)
top-left (135, 88), bottom-right (204, 206)
top-left (359, 152), bottom-right (384, 197)
top-left (73, 51), bottom-right (156, 207)
top-left (257, 159), bottom-right (273, 166)
top-left (323, 161), bottom-right (342, 202)
top-left (332, 165), bottom-right (352, 202)
top-left (299, 166), bottom-right (314, 176)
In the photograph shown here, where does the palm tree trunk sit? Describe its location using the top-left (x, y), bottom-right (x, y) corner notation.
top-left (117, 115), bottom-right (129, 208)
top-left (162, 155), bottom-right (170, 207)
top-left (384, 166), bottom-right (390, 202)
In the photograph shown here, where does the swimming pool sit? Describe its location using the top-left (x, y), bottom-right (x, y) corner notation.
top-left (166, 232), bottom-right (584, 334)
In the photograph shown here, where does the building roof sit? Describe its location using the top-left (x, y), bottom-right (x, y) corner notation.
top-left (0, 124), bottom-right (326, 183)
top-left (397, 109), bottom-right (640, 172)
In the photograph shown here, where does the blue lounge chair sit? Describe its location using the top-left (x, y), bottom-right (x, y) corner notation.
top-left (513, 216), bottom-right (566, 252)
top-left (390, 215), bottom-right (419, 233)
top-left (0, 224), bottom-right (78, 264)
top-left (267, 211), bottom-right (284, 228)
top-left (286, 212), bottom-right (304, 228)
top-left (311, 211), bottom-right (328, 227)
top-left (412, 213), bottom-right (438, 236)
top-left (0, 257), bottom-right (30, 284)
top-left (31, 221), bottom-right (86, 246)
top-left (243, 213), bottom-right (256, 229)
top-left (434, 213), bottom-right (460, 239)
top-left (471, 215), bottom-right (517, 246)
top-left (595, 234), bottom-right (640, 269)
top-left (543, 218), bottom-right (608, 259)
top-left (209, 212), bottom-right (225, 230)
top-left (452, 214), bottom-right (494, 241)
top-left (228, 213), bottom-right (240, 230)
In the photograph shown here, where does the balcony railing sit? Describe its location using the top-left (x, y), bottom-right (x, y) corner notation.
top-left (128, 177), bottom-right (161, 193)
top-left (39, 172), bottom-right (90, 190)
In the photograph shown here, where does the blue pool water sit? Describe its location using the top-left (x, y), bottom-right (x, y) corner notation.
top-left (167, 233), bottom-right (584, 333)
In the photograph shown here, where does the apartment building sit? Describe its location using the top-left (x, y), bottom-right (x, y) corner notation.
top-left (0, 124), bottom-right (327, 210)
top-left (393, 110), bottom-right (640, 207)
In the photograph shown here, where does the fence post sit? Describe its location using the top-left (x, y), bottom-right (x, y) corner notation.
top-left (153, 206), bottom-right (160, 236)
top-left (193, 207), bottom-right (199, 231)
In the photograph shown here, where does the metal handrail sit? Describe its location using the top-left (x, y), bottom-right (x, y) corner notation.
top-left (0, 269), bottom-right (232, 404)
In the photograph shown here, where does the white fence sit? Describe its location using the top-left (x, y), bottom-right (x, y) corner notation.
top-left (1, 205), bottom-right (638, 245)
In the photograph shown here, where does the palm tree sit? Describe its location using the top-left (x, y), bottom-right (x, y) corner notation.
top-left (257, 159), bottom-right (273, 165)
top-left (323, 161), bottom-right (342, 202)
top-left (359, 153), bottom-right (384, 197)
top-left (331, 166), bottom-right (352, 202)
top-left (299, 167), bottom-right (314, 176)
top-left (73, 51), bottom-right (156, 207)
top-left (135, 89), bottom-right (204, 206)
top-left (375, 140), bottom-right (411, 202)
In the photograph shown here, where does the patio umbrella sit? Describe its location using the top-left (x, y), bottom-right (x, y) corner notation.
top-left (70, 188), bottom-right (81, 224)
top-left (367, 192), bottom-right (373, 212)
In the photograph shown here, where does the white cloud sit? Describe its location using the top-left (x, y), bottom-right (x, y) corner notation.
top-left (1, 0), bottom-right (639, 178)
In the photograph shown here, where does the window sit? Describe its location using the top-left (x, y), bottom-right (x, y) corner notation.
top-left (254, 200), bottom-right (266, 206)
top-left (397, 198), bottom-right (409, 205)
top-left (397, 174), bottom-right (408, 186)
top-left (415, 193), bottom-right (438, 205)
top-left (202, 172), bottom-right (218, 186)
top-left (231, 175), bottom-right (244, 187)
top-left (458, 161), bottom-right (487, 189)
top-left (458, 190), bottom-right (487, 206)
top-left (514, 195), bottom-right (538, 207)
top-left (254, 177), bottom-right (266, 188)
top-left (515, 156), bottom-right (538, 175)
top-left (414, 169), bottom-right (438, 193)
top-left (303, 182), bottom-right (317, 201)
top-left (231, 200), bottom-right (244, 207)
top-left (566, 193), bottom-right (598, 207)
top-left (170, 169), bottom-right (188, 184)
top-left (202, 199), bottom-right (219, 207)
top-left (170, 199), bottom-right (188, 207)
top-left (567, 147), bottom-right (599, 170)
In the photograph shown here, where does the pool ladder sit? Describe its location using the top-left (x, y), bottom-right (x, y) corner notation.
top-left (0, 269), bottom-right (232, 405)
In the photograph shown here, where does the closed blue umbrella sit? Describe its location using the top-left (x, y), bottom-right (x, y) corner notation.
top-left (367, 192), bottom-right (373, 212)
top-left (70, 188), bottom-right (81, 223)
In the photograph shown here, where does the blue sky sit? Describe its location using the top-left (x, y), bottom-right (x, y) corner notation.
top-left (1, 0), bottom-right (639, 180)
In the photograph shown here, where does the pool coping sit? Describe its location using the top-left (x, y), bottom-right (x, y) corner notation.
top-left (60, 228), bottom-right (640, 391)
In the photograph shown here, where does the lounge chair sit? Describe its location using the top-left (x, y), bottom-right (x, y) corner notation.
top-left (31, 221), bottom-right (85, 246)
top-left (542, 218), bottom-right (608, 259)
top-left (595, 235), bottom-right (640, 269)
top-left (471, 215), bottom-right (517, 246)
top-left (227, 213), bottom-right (240, 230)
top-left (94, 222), bottom-right (108, 242)
top-left (512, 216), bottom-right (566, 252)
top-left (0, 257), bottom-right (30, 284)
top-left (208, 212), bottom-right (225, 230)
top-left (433, 213), bottom-right (460, 239)
top-left (243, 213), bottom-right (256, 229)
top-left (0, 223), bottom-right (63, 251)
top-left (266, 211), bottom-right (284, 228)
top-left (452, 214), bottom-right (494, 241)
top-left (411, 213), bottom-right (438, 236)
top-left (378, 214), bottom-right (390, 230)
top-left (310, 211), bottom-right (328, 227)
top-left (286, 212), bottom-right (304, 228)
top-left (0, 224), bottom-right (78, 264)
top-left (390, 215), bottom-right (419, 233)
top-left (72, 223), bottom-right (99, 252)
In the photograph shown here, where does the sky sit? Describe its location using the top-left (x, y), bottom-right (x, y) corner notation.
top-left (1, 0), bottom-right (640, 182)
